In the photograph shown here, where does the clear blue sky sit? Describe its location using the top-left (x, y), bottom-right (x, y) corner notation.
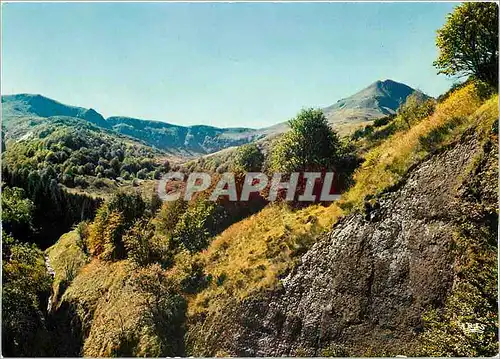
top-left (2, 2), bottom-right (458, 129)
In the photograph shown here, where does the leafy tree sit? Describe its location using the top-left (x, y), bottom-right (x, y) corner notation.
top-left (155, 199), bottom-right (188, 237)
top-left (232, 143), bottom-right (264, 172)
top-left (137, 168), bottom-right (148, 179)
top-left (123, 220), bottom-right (172, 268)
top-left (1, 186), bottom-right (35, 238)
top-left (2, 236), bottom-right (53, 356)
top-left (434, 2), bottom-right (499, 87)
top-left (86, 192), bottom-right (146, 260)
top-left (121, 170), bottom-right (131, 180)
top-left (171, 200), bottom-right (217, 253)
top-left (87, 209), bottom-right (125, 260)
top-left (398, 93), bottom-right (436, 129)
top-left (107, 191), bottom-right (146, 225)
top-left (128, 265), bottom-right (186, 356)
top-left (270, 108), bottom-right (342, 173)
top-left (110, 157), bottom-right (121, 173)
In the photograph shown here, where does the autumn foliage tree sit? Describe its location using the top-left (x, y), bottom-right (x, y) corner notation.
top-left (86, 191), bottom-right (146, 260)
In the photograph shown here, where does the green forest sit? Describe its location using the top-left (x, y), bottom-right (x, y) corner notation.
top-left (1, 2), bottom-right (498, 357)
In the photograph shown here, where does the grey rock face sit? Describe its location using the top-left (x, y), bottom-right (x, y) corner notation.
top-left (190, 133), bottom-right (491, 356)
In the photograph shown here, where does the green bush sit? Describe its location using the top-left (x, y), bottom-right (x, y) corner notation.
top-left (123, 219), bottom-right (172, 268)
top-left (171, 200), bottom-right (218, 253)
top-left (398, 93), bottom-right (436, 129)
top-left (179, 259), bottom-right (212, 294)
top-left (373, 115), bottom-right (394, 127)
top-left (128, 264), bottom-right (187, 356)
top-left (1, 186), bottom-right (35, 238)
top-left (2, 236), bottom-right (53, 356)
top-left (232, 143), bottom-right (264, 173)
top-left (156, 199), bottom-right (188, 237)
top-left (270, 108), bottom-right (342, 173)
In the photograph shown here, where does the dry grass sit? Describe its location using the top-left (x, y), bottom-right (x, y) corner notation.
top-left (187, 202), bottom-right (343, 316)
top-left (342, 84), bottom-right (488, 209)
top-left (62, 259), bottom-right (132, 314)
top-left (61, 259), bottom-right (157, 356)
top-left (186, 83), bottom-right (498, 319)
top-left (45, 230), bottom-right (89, 299)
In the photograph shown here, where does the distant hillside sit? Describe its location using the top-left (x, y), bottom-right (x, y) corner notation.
top-left (324, 79), bottom-right (429, 123)
top-left (106, 116), bottom-right (262, 155)
top-left (2, 94), bottom-right (109, 128)
top-left (1, 80), bottom-right (428, 157)
top-left (260, 79), bottom-right (430, 138)
top-left (1, 94), bottom-right (264, 156)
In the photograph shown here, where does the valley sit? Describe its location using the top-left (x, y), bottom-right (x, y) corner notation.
top-left (1, 2), bottom-right (498, 358)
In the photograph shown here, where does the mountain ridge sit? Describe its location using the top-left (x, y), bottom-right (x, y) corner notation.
top-left (1, 79), bottom-right (428, 156)
top-left (324, 79), bottom-right (428, 122)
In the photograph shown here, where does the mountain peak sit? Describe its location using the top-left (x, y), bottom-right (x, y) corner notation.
top-left (323, 79), bottom-right (426, 123)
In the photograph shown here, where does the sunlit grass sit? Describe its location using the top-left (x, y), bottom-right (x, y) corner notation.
top-left (187, 202), bottom-right (343, 316)
top-left (342, 84), bottom-right (489, 209)
top-left (185, 83), bottom-right (498, 320)
top-left (46, 230), bottom-right (88, 300)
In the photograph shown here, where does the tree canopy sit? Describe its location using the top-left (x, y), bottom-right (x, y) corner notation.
top-left (232, 143), bottom-right (264, 173)
top-left (270, 108), bottom-right (342, 173)
top-left (434, 2), bottom-right (499, 87)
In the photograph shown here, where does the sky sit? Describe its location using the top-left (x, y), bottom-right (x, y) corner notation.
top-left (2, 2), bottom-right (458, 129)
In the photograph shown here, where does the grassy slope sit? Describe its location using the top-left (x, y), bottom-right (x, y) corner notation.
top-left (185, 203), bottom-right (343, 316)
top-left (47, 231), bottom-right (186, 357)
top-left (46, 230), bottom-right (89, 305)
top-left (343, 84), bottom-right (485, 209)
top-left (45, 83), bottom-right (497, 356)
top-left (184, 84), bottom-right (497, 351)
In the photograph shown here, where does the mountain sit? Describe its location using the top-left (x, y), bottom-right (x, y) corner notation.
top-left (1, 94), bottom-right (264, 156)
top-left (257, 79), bottom-right (429, 139)
top-left (2, 94), bottom-right (109, 128)
top-left (106, 116), bottom-right (262, 155)
top-left (1, 80), bottom-right (427, 157)
top-left (323, 79), bottom-right (427, 123)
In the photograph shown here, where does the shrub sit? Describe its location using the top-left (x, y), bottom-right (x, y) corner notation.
top-left (74, 175), bottom-right (88, 188)
top-left (179, 258), bottom-right (212, 294)
top-left (319, 343), bottom-right (350, 357)
top-left (171, 200), bottom-right (218, 253)
top-left (123, 219), bottom-right (172, 268)
top-left (129, 264), bottom-right (187, 356)
top-left (398, 93), bottom-right (436, 129)
top-left (373, 115), bottom-right (394, 127)
top-left (86, 209), bottom-right (125, 260)
top-left (1, 186), bottom-right (35, 238)
top-left (232, 143), bottom-right (264, 173)
top-left (2, 238), bottom-right (52, 356)
top-left (137, 168), bottom-right (148, 179)
top-left (155, 199), bottom-right (188, 237)
top-left (270, 108), bottom-right (342, 173)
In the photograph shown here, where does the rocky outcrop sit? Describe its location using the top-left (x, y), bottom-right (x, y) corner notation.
top-left (188, 128), bottom-right (497, 356)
